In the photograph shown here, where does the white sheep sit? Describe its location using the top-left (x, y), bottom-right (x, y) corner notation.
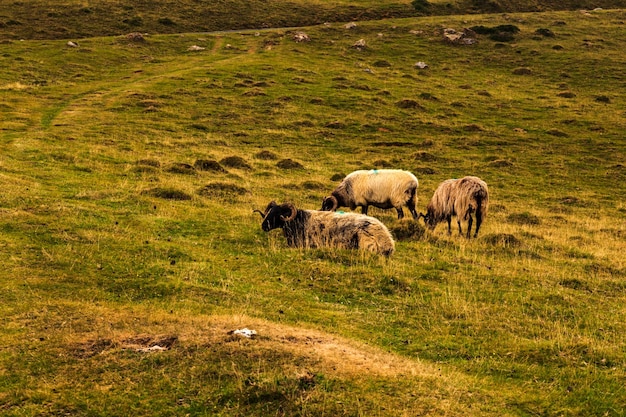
top-left (321, 169), bottom-right (419, 219)
top-left (256, 201), bottom-right (395, 256)
top-left (420, 176), bottom-right (489, 238)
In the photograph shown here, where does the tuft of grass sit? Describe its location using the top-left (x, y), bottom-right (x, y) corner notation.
top-left (220, 156), bottom-right (252, 169)
top-left (142, 187), bottom-right (193, 200)
top-left (389, 220), bottom-right (427, 241)
top-left (507, 212), bottom-right (541, 225)
top-left (254, 150), bottom-right (279, 160)
top-left (483, 233), bottom-right (523, 247)
top-left (276, 159), bottom-right (305, 170)
top-left (197, 182), bottom-right (250, 199)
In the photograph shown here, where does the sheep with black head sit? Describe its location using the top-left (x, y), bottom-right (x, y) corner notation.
top-left (256, 201), bottom-right (395, 256)
top-left (321, 169), bottom-right (419, 220)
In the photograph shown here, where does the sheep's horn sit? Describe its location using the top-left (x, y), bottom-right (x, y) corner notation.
top-left (256, 201), bottom-right (279, 218)
top-left (280, 203), bottom-right (298, 222)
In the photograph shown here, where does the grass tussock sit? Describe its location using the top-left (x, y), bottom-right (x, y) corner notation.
top-left (194, 159), bottom-right (227, 172)
top-left (198, 182), bottom-right (250, 199)
top-left (142, 187), bottom-right (193, 200)
top-left (220, 156), bottom-right (252, 169)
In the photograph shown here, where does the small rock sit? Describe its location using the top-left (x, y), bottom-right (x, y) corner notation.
top-left (66, 41), bottom-right (78, 48)
top-left (136, 345), bottom-right (167, 353)
top-left (352, 39), bottom-right (367, 50)
top-left (187, 45), bottom-right (205, 51)
top-left (292, 31), bottom-right (310, 42)
top-left (229, 328), bottom-right (257, 338)
top-left (345, 22), bottom-right (357, 29)
top-left (443, 28), bottom-right (477, 45)
top-left (414, 61), bottom-right (429, 69)
top-left (126, 32), bottom-right (145, 42)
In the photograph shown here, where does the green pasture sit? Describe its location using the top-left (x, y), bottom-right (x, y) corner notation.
top-left (1, 7), bottom-right (625, 416)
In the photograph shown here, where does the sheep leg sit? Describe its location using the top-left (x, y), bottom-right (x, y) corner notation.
top-left (457, 218), bottom-right (463, 236)
top-left (396, 207), bottom-right (405, 220)
top-left (407, 189), bottom-right (419, 219)
top-left (361, 205), bottom-right (368, 216)
top-left (474, 211), bottom-right (483, 238)
top-left (466, 215), bottom-right (473, 239)
top-left (446, 216), bottom-right (452, 235)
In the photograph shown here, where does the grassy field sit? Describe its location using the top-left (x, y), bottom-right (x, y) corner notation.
top-left (1, 6), bottom-right (625, 417)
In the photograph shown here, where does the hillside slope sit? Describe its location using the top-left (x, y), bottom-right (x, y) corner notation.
top-left (0, 0), bottom-right (624, 40)
top-left (1, 6), bottom-right (625, 417)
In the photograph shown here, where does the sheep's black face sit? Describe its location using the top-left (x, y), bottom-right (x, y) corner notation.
top-left (421, 212), bottom-right (436, 229)
top-left (261, 210), bottom-right (284, 231)
top-left (260, 203), bottom-right (293, 232)
top-left (320, 197), bottom-right (335, 212)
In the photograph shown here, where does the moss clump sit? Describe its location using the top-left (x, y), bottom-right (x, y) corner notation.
top-left (396, 99), bottom-right (425, 110)
top-left (300, 181), bottom-right (325, 190)
top-left (142, 187), bottom-right (192, 200)
top-left (254, 150), bottom-right (279, 160)
top-left (512, 67), bottom-right (532, 75)
top-left (390, 221), bottom-right (426, 241)
top-left (194, 159), bottom-right (227, 172)
top-left (488, 159), bottom-right (513, 167)
top-left (507, 212), bottom-right (541, 225)
top-left (483, 233), bottom-right (522, 247)
top-left (136, 159), bottom-right (161, 168)
top-left (373, 159), bottom-right (392, 167)
top-left (166, 163), bottom-right (196, 175)
top-left (197, 182), bottom-right (250, 199)
top-left (413, 151), bottom-right (436, 162)
top-left (220, 156), bottom-right (252, 169)
top-left (414, 167), bottom-right (437, 175)
top-left (276, 159), bottom-right (304, 169)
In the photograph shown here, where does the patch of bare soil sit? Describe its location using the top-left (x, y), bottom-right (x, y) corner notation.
top-left (69, 315), bottom-right (436, 379)
top-left (71, 335), bottom-right (178, 357)
top-left (182, 315), bottom-right (439, 379)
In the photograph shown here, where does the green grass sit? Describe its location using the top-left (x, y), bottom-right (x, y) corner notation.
top-left (1, 7), bottom-right (626, 417)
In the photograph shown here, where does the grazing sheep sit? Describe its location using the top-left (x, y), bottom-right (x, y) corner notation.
top-left (321, 169), bottom-right (419, 220)
top-left (420, 176), bottom-right (489, 238)
top-left (255, 201), bottom-right (395, 256)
